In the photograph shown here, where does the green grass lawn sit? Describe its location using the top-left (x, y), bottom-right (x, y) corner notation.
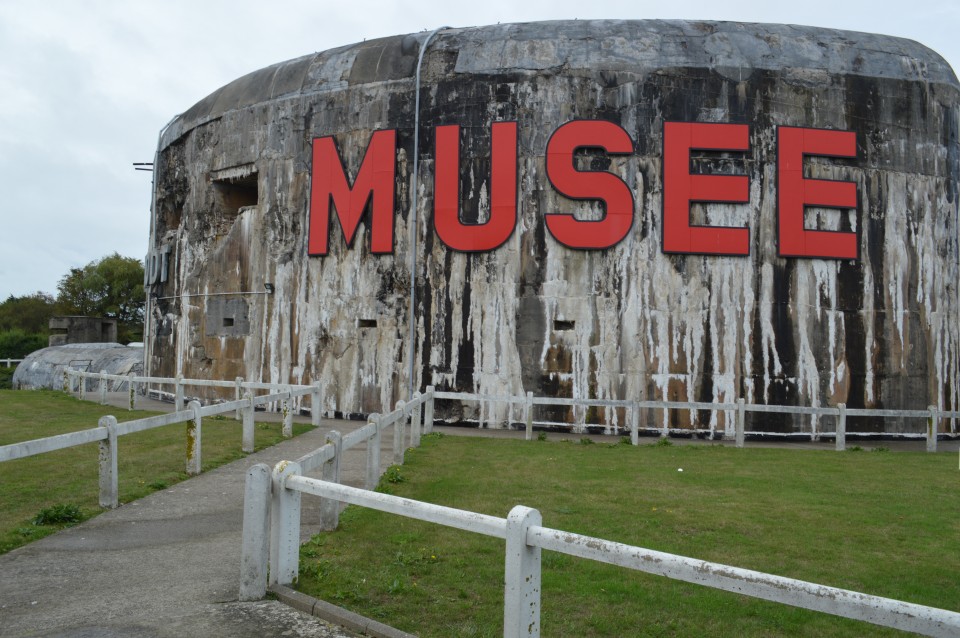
top-left (0, 389), bottom-right (312, 554)
top-left (296, 434), bottom-right (960, 637)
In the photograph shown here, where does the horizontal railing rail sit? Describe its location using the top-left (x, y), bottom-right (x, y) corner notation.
top-left (2, 358), bottom-right (23, 368)
top-left (432, 389), bottom-right (955, 452)
top-left (0, 427), bottom-right (107, 463)
top-left (240, 391), bottom-right (433, 596)
top-left (59, 369), bottom-right (957, 451)
top-left (9, 370), bottom-right (956, 548)
top-left (2, 373), bottom-right (347, 510)
top-left (13, 370), bottom-right (959, 635)
top-left (275, 478), bottom-right (960, 637)
top-left (63, 369), bottom-right (323, 420)
top-left (5, 375), bottom-right (432, 516)
top-left (241, 392), bottom-right (960, 637)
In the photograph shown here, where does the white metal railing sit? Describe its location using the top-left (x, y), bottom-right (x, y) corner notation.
top-left (240, 392), bottom-right (960, 637)
top-left (1, 377), bottom-right (323, 509)
top-left (58, 370), bottom-right (958, 452)
top-left (60, 363), bottom-right (960, 447)
top-left (2, 358), bottom-right (23, 368)
top-left (433, 389), bottom-right (956, 452)
top-left (8, 368), bottom-right (953, 511)
top-left (63, 368), bottom-right (325, 420)
top-left (239, 392), bottom-right (433, 594)
top-left (9, 370), bottom-right (958, 634)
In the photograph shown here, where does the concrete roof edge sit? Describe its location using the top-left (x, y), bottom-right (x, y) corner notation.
top-left (156, 19), bottom-right (959, 152)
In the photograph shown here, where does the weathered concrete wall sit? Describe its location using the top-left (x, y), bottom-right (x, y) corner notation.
top-left (49, 316), bottom-right (118, 346)
top-left (147, 20), bottom-right (960, 433)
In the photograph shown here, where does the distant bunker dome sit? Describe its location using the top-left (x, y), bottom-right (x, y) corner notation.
top-left (148, 20), bottom-right (960, 435)
top-left (14, 344), bottom-right (143, 391)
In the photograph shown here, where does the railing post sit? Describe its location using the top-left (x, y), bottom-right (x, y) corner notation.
top-left (175, 374), bottom-right (185, 411)
top-left (735, 398), bottom-right (745, 449)
top-left (282, 390), bottom-right (293, 438)
top-left (525, 392), bottom-right (534, 440)
top-left (269, 460), bottom-right (302, 586)
top-left (424, 386), bottom-right (435, 434)
top-left (366, 414), bottom-right (382, 490)
top-left (630, 402), bottom-right (639, 446)
top-left (927, 405), bottom-right (938, 453)
top-left (411, 391), bottom-right (422, 448)
top-left (186, 400), bottom-right (202, 476)
top-left (99, 369), bottom-right (108, 405)
top-left (320, 431), bottom-right (342, 531)
top-left (79, 371), bottom-right (87, 401)
top-left (128, 374), bottom-right (136, 411)
top-left (235, 377), bottom-right (244, 420)
top-left (239, 463), bottom-right (271, 601)
top-left (836, 403), bottom-right (847, 451)
top-left (311, 382), bottom-right (323, 426)
top-left (504, 505), bottom-right (542, 638)
top-left (62, 369), bottom-right (69, 393)
top-left (242, 392), bottom-right (255, 454)
top-left (394, 400), bottom-right (406, 465)
top-left (98, 415), bottom-right (118, 509)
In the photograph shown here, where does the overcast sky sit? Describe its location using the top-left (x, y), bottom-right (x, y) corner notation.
top-left (0, 0), bottom-right (957, 299)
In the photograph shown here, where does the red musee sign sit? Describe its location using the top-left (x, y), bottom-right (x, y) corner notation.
top-left (308, 120), bottom-right (858, 260)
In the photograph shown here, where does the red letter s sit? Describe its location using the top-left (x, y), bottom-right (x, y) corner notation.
top-left (545, 120), bottom-right (634, 250)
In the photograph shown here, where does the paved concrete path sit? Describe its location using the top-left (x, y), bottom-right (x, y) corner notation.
top-left (0, 398), bottom-right (398, 638)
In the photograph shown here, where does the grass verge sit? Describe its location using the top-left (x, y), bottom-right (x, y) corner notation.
top-left (296, 434), bottom-right (959, 637)
top-left (0, 389), bottom-right (312, 554)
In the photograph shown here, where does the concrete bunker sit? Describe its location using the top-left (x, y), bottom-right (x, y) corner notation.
top-left (13, 343), bottom-right (143, 391)
top-left (145, 20), bottom-right (960, 436)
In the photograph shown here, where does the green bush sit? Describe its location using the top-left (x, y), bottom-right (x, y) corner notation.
top-left (0, 329), bottom-right (46, 359)
top-left (0, 367), bottom-right (14, 390)
top-left (32, 504), bottom-right (83, 526)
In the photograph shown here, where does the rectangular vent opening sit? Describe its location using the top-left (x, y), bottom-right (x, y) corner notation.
top-left (213, 176), bottom-right (258, 210)
top-left (223, 317), bottom-right (235, 328)
top-left (210, 164), bottom-right (259, 234)
top-left (554, 320), bottom-right (575, 331)
top-left (358, 319), bottom-right (378, 329)
top-left (161, 206), bottom-right (183, 231)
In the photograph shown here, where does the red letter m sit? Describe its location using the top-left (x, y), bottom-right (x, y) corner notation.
top-left (308, 130), bottom-right (396, 255)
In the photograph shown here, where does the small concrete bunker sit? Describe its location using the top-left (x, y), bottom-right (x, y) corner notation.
top-left (14, 344), bottom-right (143, 391)
top-left (146, 20), bottom-right (960, 435)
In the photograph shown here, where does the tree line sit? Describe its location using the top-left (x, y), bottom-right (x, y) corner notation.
top-left (0, 253), bottom-right (145, 360)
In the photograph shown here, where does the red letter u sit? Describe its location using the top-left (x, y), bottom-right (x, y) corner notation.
top-left (433, 122), bottom-right (518, 252)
